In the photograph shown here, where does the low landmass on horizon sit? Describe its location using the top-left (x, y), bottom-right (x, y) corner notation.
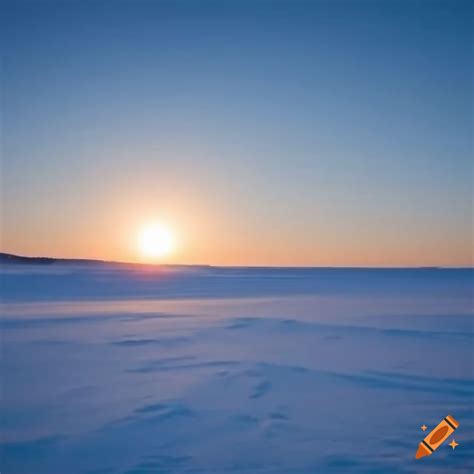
top-left (1, 252), bottom-right (460, 269)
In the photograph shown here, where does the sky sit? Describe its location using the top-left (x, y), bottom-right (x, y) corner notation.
top-left (1, 0), bottom-right (472, 266)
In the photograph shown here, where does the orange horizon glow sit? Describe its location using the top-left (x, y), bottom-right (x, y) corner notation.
top-left (2, 235), bottom-right (472, 268)
top-left (2, 199), bottom-right (472, 268)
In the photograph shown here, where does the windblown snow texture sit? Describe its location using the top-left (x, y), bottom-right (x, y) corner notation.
top-left (1, 264), bottom-right (473, 473)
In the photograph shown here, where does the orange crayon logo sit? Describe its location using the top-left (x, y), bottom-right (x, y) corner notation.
top-left (415, 415), bottom-right (459, 459)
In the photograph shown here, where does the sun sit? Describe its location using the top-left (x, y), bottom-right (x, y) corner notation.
top-left (138, 222), bottom-right (175, 260)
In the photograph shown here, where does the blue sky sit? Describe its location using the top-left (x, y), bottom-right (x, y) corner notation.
top-left (2, 0), bottom-right (472, 265)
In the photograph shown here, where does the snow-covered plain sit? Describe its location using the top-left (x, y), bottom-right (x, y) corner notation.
top-left (1, 264), bottom-right (473, 473)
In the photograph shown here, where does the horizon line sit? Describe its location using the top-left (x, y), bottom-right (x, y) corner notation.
top-left (1, 252), bottom-right (472, 270)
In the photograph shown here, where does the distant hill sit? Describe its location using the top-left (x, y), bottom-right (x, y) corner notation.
top-left (0, 252), bottom-right (107, 265)
top-left (0, 253), bottom-right (55, 264)
top-left (0, 252), bottom-right (214, 270)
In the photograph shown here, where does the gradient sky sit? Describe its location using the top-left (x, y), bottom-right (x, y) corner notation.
top-left (1, 0), bottom-right (472, 266)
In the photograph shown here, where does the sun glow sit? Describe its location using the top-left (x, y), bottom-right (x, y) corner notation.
top-left (138, 222), bottom-right (175, 260)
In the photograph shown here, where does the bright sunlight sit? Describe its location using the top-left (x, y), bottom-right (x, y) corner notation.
top-left (137, 222), bottom-right (175, 260)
